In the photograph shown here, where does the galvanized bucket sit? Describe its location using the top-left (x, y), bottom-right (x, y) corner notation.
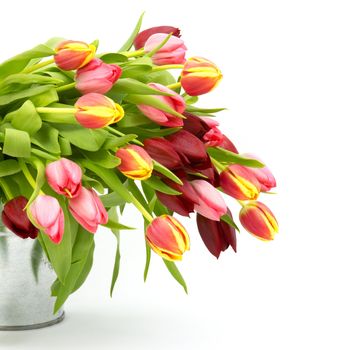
top-left (0, 229), bottom-right (64, 330)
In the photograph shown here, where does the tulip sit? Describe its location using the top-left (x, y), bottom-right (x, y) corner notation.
top-left (134, 26), bottom-right (181, 50)
top-left (203, 127), bottom-right (224, 147)
top-left (196, 210), bottom-right (236, 258)
top-left (220, 164), bottom-right (261, 200)
top-left (239, 201), bottom-right (278, 241)
top-left (137, 83), bottom-right (185, 127)
top-left (69, 187), bottom-right (108, 233)
top-left (181, 57), bottom-right (222, 96)
top-left (241, 154), bottom-right (276, 192)
top-left (144, 33), bottom-right (187, 65)
top-left (76, 58), bottom-right (122, 94)
top-left (54, 40), bottom-right (96, 71)
top-left (182, 112), bottom-right (211, 138)
top-left (75, 93), bottom-right (124, 128)
top-left (29, 195), bottom-right (64, 244)
top-left (143, 137), bottom-right (182, 170)
top-left (191, 180), bottom-right (227, 221)
top-left (219, 135), bottom-right (239, 153)
top-left (116, 145), bottom-right (153, 180)
top-left (1, 196), bottom-right (38, 239)
top-left (46, 158), bottom-right (82, 198)
top-left (146, 215), bottom-right (190, 261)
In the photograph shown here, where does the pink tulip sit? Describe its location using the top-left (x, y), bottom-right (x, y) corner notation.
top-left (46, 158), bottom-right (82, 198)
top-left (69, 187), bottom-right (108, 233)
top-left (76, 58), bottom-right (122, 94)
top-left (134, 26), bottom-right (181, 50)
top-left (137, 83), bottom-right (185, 127)
top-left (241, 154), bottom-right (276, 192)
top-left (29, 195), bottom-right (64, 244)
top-left (190, 180), bottom-right (227, 221)
top-left (203, 127), bottom-right (224, 147)
top-left (144, 33), bottom-right (187, 65)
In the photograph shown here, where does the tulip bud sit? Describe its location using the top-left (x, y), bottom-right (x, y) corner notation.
top-left (181, 57), bottom-right (222, 96)
top-left (144, 33), bottom-right (187, 66)
top-left (220, 164), bottom-right (261, 200)
top-left (196, 210), bottom-right (236, 258)
top-left (239, 201), bottom-right (278, 241)
top-left (219, 135), bottom-right (239, 153)
top-left (54, 40), bottom-right (96, 71)
top-left (203, 127), bottom-right (224, 147)
top-left (143, 137), bottom-right (182, 170)
top-left (137, 83), bottom-right (185, 127)
top-left (116, 145), bottom-right (153, 180)
top-left (146, 215), bottom-right (190, 261)
top-left (1, 196), bottom-right (38, 239)
top-left (75, 93), bottom-right (124, 128)
top-left (191, 180), bottom-right (227, 221)
top-left (29, 195), bottom-right (64, 244)
top-left (69, 187), bottom-right (108, 233)
top-left (182, 112), bottom-right (211, 138)
top-left (241, 154), bottom-right (276, 192)
top-left (134, 26), bottom-right (181, 50)
top-left (46, 158), bottom-right (82, 198)
top-left (76, 58), bottom-right (122, 94)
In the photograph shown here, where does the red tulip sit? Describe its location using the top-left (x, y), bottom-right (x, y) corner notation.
top-left (191, 180), bottom-right (227, 221)
top-left (116, 145), bottom-right (153, 180)
top-left (239, 201), bottom-right (278, 241)
top-left (146, 215), bottom-right (190, 261)
top-left (182, 112), bottom-right (210, 138)
top-left (54, 40), bottom-right (96, 71)
top-left (1, 196), bottom-right (38, 239)
top-left (69, 187), bottom-right (108, 233)
top-left (143, 137), bottom-right (182, 170)
top-left (134, 26), bottom-right (181, 50)
top-left (196, 210), bottom-right (236, 258)
top-left (203, 127), bottom-right (224, 147)
top-left (181, 57), bottom-right (222, 96)
top-left (29, 195), bottom-right (64, 244)
top-left (75, 93), bottom-right (124, 128)
top-left (220, 164), bottom-right (261, 200)
top-left (137, 83), bottom-right (185, 127)
top-left (144, 33), bottom-right (186, 65)
top-left (45, 158), bottom-right (82, 198)
top-left (219, 135), bottom-right (239, 153)
top-left (76, 58), bottom-right (122, 94)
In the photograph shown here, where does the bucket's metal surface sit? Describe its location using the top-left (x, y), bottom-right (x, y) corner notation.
top-left (0, 230), bottom-right (64, 330)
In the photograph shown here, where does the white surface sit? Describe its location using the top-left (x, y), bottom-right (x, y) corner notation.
top-left (1, 0), bottom-right (350, 349)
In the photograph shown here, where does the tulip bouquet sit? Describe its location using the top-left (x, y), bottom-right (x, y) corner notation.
top-left (0, 14), bottom-right (278, 313)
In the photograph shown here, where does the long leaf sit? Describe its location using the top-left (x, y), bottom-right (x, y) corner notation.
top-left (163, 259), bottom-right (188, 293)
top-left (119, 12), bottom-right (145, 51)
top-left (109, 208), bottom-right (121, 297)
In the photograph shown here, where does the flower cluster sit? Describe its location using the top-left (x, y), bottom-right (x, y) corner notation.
top-left (0, 15), bottom-right (278, 310)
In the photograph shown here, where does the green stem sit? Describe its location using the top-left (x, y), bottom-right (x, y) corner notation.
top-left (56, 82), bottom-right (76, 92)
top-left (36, 107), bottom-right (77, 114)
top-left (0, 178), bottom-right (14, 200)
top-left (18, 159), bottom-right (37, 190)
top-left (22, 58), bottom-right (55, 74)
top-left (129, 193), bottom-right (154, 223)
top-left (120, 48), bottom-right (144, 58)
top-left (210, 157), bottom-right (226, 172)
top-left (152, 64), bottom-right (184, 72)
top-left (31, 148), bottom-right (59, 161)
top-left (167, 82), bottom-right (181, 90)
top-left (105, 126), bottom-right (143, 146)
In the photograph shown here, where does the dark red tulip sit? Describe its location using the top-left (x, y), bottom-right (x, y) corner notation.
top-left (2, 196), bottom-right (38, 239)
top-left (182, 112), bottom-right (210, 138)
top-left (134, 26), bottom-right (181, 50)
top-left (143, 137), bottom-right (182, 170)
top-left (196, 210), bottom-right (237, 258)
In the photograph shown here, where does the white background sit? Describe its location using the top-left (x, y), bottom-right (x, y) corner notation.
top-left (1, 0), bottom-right (350, 349)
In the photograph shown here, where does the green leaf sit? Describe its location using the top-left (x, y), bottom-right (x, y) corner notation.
top-left (185, 106), bottom-right (226, 114)
top-left (144, 239), bottom-right (151, 282)
top-left (102, 133), bottom-right (138, 150)
top-left (221, 213), bottom-right (240, 231)
top-left (103, 218), bottom-right (135, 231)
top-left (82, 175), bottom-right (105, 194)
top-left (144, 176), bottom-right (181, 195)
top-left (82, 150), bottom-right (120, 169)
top-left (3, 128), bottom-right (31, 157)
top-left (30, 88), bottom-right (58, 107)
top-left (119, 126), bottom-right (180, 138)
top-left (121, 57), bottom-right (153, 78)
top-left (207, 147), bottom-right (265, 168)
top-left (100, 192), bottom-right (127, 208)
top-left (31, 240), bottom-right (43, 283)
top-left (144, 70), bottom-right (176, 86)
top-left (9, 100), bottom-right (42, 135)
top-left (119, 12), bottom-right (145, 51)
top-left (31, 123), bottom-right (60, 154)
top-left (55, 125), bottom-right (108, 151)
top-left (110, 78), bottom-right (172, 96)
top-left (153, 161), bottom-right (183, 185)
top-left (0, 44), bottom-right (55, 79)
top-left (163, 259), bottom-right (188, 293)
top-left (100, 53), bottom-right (128, 64)
top-left (0, 159), bottom-right (21, 177)
top-left (117, 105), bottom-right (153, 128)
top-left (58, 136), bottom-right (72, 156)
top-left (0, 85), bottom-right (52, 106)
top-left (109, 208), bottom-right (121, 297)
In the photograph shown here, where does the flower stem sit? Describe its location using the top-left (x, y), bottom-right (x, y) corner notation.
top-left (105, 126), bottom-right (143, 146)
top-left (0, 178), bottom-right (14, 200)
top-left (167, 82), bottom-right (181, 90)
top-left (36, 107), bottom-right (77, 114)
top-left (18, 160), bottom-right (37, 190)
top-left (129, 193), bottom-right (153, 223)
top-left (22, 58), bottom-right (55, 74)
top-left (152, 64), bottom-right (184, 72)
top-left (56, 82), bottom-right (76, 92)
top-left (120, 48), bottom-right (144, 58)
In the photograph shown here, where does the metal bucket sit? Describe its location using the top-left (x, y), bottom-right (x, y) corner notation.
top-left (0, 230), bottom-right (64, 331)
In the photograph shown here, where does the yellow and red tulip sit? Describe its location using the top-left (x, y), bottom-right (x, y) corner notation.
top-left (146, 215), bottom-right (190, 261)
top-left (181, 57), bottom-right (222, 96)
top-left (116, 145), bottom-right (153, 180)
top-left (220, 164), bottom-right (261, 200)
top-left (74, 93), bottom-right (124, 128)
top-left (54, 40), bottom-right (96, 71)
top-left (239, 201), bottom-right (278, 241)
